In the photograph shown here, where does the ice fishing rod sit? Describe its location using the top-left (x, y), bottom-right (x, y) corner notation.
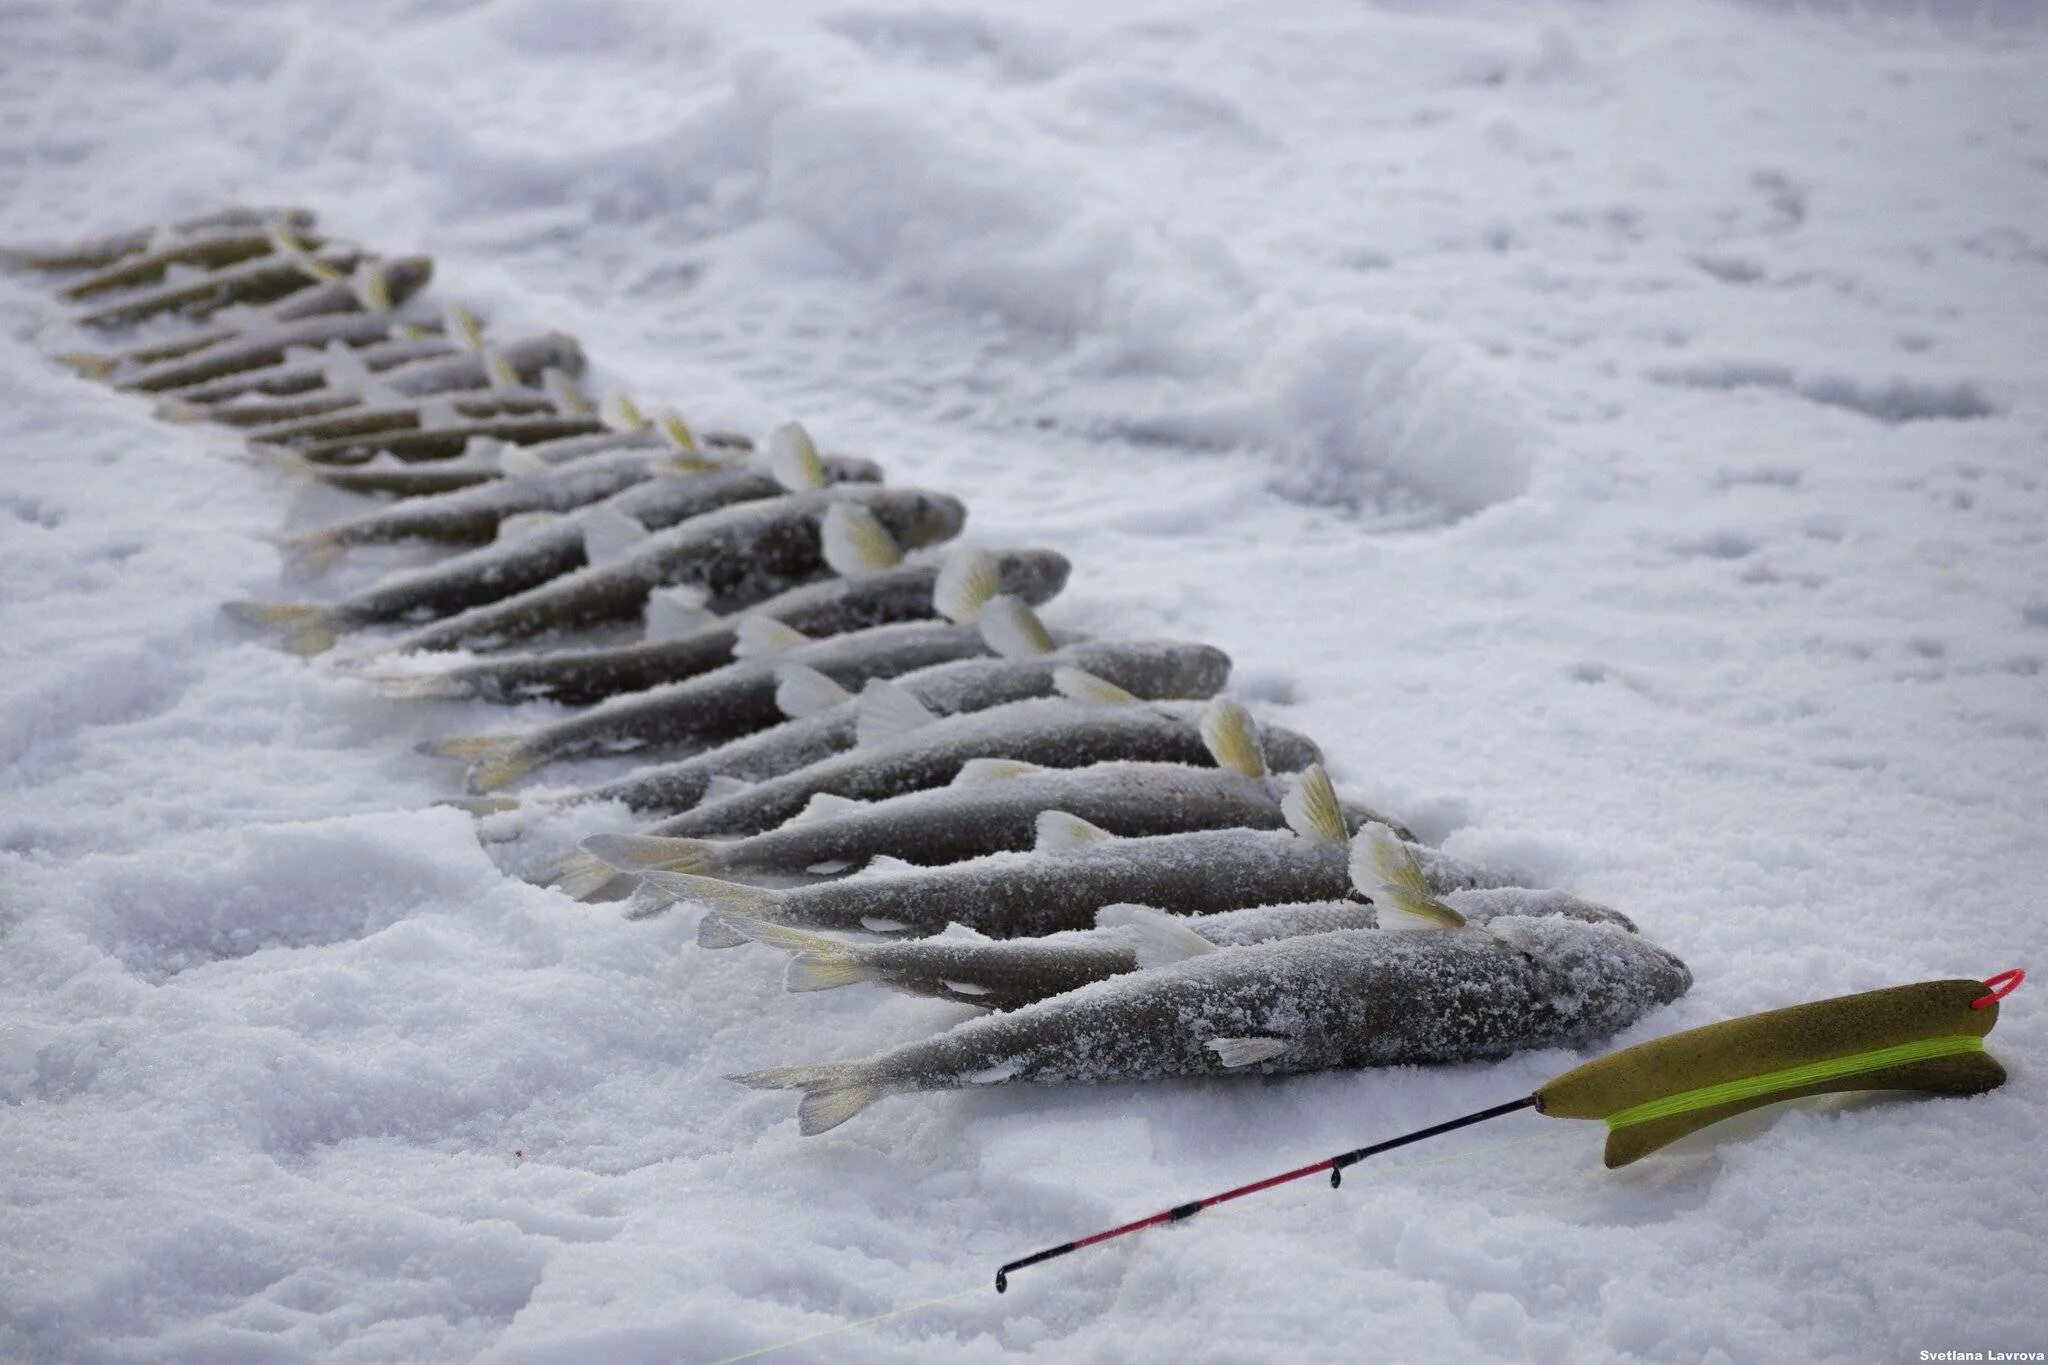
top-left (995, 969), bottom-right (2022, 1293)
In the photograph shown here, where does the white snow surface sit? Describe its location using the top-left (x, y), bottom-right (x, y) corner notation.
top-left (4, 1), bottom-right (2047, 1359)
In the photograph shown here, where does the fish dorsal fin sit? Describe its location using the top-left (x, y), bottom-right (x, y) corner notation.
top-left (496, 510), bottom-right (561, 541)
top-left (444, 302), bottom-right (485, 350)
top-left (602, 392), bottom-right (647, 432)
top-left (1034, 809), bottom-right (1112, 852)
top-left (1349, 824), bottom-right (1466, 930)
top-left (545, 367), bottom-right (592, 414)
top-left (320, 338), bottom-right (372, 392)
top-left (350, 262), bottom-right (393, 312)
top-left (656, 408), bottom-right (698, 452)
top-left (768, 422), bottom-right (825, 492)
top-left (1095, 903), bottom-right (1217, 966)
top-left (1200, 699), bottom-right (1267, 779)
top-left (775, 663), bottom-right (853, 718)
top-left (950, 757), bottom-right (1041, 785)
top-left (981, 596), bottom-right (1057, 660)
top-left (580, 507), bottom-right (649, 565)
top-left (703, 774), bottom-right (753, 802)
top-left (477, 346), bottom-right (518, 390)
top-left (1206, 1036), bottom-right (1292, 1069)
top-left (822, 502), bottom-right (903, 576)
top-left (417, 396), bottom-right (461, 429)
top-left (644, 585), bottom-right (716, 641)
top-left (788, 792), bottom-right (863, 826)
top-left (497, 444), bottom-right (550, 480)
top-left (855, 679), bottom-right (938, 748)
top-left (934, 549), bottom-right (1000, 624)
top-left (1281, 763), bottom-right (1345, 843)
top-left (733, 616), bottom-right (811, 659)
top-left (1054, 666), bottom-right (1137, 703)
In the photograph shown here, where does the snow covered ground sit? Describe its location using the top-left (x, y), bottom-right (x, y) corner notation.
top-left (4, 0), bottom-right (2046, 1358)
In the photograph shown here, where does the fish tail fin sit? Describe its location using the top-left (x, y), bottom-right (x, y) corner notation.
top-left (728, 1060), bottom-right (893, 1136)
top-left (155, 398), bottom-right (209, 423)
top-left (579, 832), bottom-right (722, 877)
top-left (714, 913), bottom-right (874, 992)
top-left (223, 600), bottom-right (339, 657)
top-left (279, 529), bottom-right (346, 578)
top-left (637, 872), bottom-right (785, 946)
top-left (417, 732), bottom-right (533, 791)
top-left (351, 663), bottom-right (471, 701)
top-left (448, 794), bottom-right (521, 816)
top-left (550, 850), bottom-right (625, 902)
top-left (55, 352), bottom-right (116, 380)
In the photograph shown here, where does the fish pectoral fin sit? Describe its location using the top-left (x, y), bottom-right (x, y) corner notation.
top-left (1053, 665), bottom-right (1135, 703)
top-left (544, 366), bottom-right (590, 413)
top-left (786, 792), bottom-right (863, 826)
top-left (1206, 1036), bottom-right (1293, 1069)
top-left (854, 679), bottom-right (939, 747)
top-left (1200, 698), bottom-right (1268, 779)
top-left (1349, 824), bottom-right (1467, 930)
top-left (774, 663), bottom-right (852, 719)
top-left (602, 391), bottom-right (646, 432)
top-left (444, 302), bottom-right (485, 349)
top-left (822, 502), bottom-right (904, 575)
top-left (702, 774), bottom-right (754, 802)
top-left (934, 549), bottom-right (1000, 624)
top-left (981, 596), bottom-right (1057, 660)
top-left (1281, 763), bottom-right (1346, 843)
top-left (1034, 809), bottom-right (1114, 852)
top-left (768, 422), bottom-right (826, 492)
top-left (1095, 904), bottom-right (1216, 966)
top-left (655, 408), bottom-right (698, 451)
top-left (950, 758), bottom-right (1042, 785)
top-left (643, 585), bottom-right (715, 642)
top-left (733, 615), bottom-right (811, 659)
top-left (579, 507), bottom-right (649, 564)
top-left (496, 511), bottom-right (563, 541)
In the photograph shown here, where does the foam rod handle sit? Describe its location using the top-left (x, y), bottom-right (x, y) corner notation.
top-left (1534, 979), bottom-right (2006, 1168)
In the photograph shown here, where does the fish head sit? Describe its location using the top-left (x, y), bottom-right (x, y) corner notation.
top-left (822, 454), bottom-right (887, 486)
top-left (1490, 916), bottom-right (1694, 1044)
top-left (534, 331), bottom-right (586, 375)
top-left (992, 548), bottom-right (1072, 606)
top-left (1064, 640), bottom-right (1233, 701)
top-left (1254, 721), bottom-right (1323, 775)
top-left (872, 488), bottom-right (969, 552)
top-left (381, 256), bottom-right (435, 307)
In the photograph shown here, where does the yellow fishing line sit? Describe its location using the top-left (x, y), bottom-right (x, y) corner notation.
top-left (1603, 1035), bottom-right (1984, 1130)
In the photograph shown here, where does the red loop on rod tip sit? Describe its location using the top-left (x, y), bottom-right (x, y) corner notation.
top-left (1972, 968), bottom-right (2024, 1010)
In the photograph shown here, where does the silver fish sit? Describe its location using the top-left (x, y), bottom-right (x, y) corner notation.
top-left (116, 255), bottom-right (439, 369)
top-left (429, 618), bottom-right (1075, 792)
top-left (387, 548), bottom-right (1073, 707)
top-left (641, 803), bottom-right (1485, 944)
top-left (59, 225), bottom-right (325, 300)
top-left (243, 389), bottom-right (561, 448)
top-left (110, 293), bottom-right (441, 392)
top-left (600, 687), bottom-right (1327, 856)
top-left (364, 485), bottom-right (967, 657)
top-left (74, 245), bottom-right (364, 329)
top-left (287, 413), bottom-right (609, 465)
top-left (228, 456), bottom-right (885, 655)
top-left (153, 331), bottom-right (462, 410)
top-left (720, 886), bottom-right (1641, 1012)
top-left (551, 637), bottom-right (1232, 818)
top-left (586, 752), bottom-right (1398, 881)
top-left (733, 912), bottom-right (1691, 1134)
top-left (3, 206), bottom-right (314, 272)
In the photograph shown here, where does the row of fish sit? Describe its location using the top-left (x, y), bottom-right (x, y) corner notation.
top-left (8, 205), bottom-right (1692, 1135)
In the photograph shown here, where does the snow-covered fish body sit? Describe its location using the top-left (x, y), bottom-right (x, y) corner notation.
top-left (376, 485), bottom-right (967, 655)
top-left (3, 206), bottom-right (313, 272)
top-left (653, 824), bottom-right (1479, 940)
top-left (633, 697), bottom-right (1321, 841)
top-left (404, 549), bottom-right (1073, 706)
top-left (245, 390), bottom-right (559, 447)
top-left (441, 620), bottom-right (1062, 789)
top-left (75, 246), bottom-right (363, 328)
top-left (281, 424), bottom-right (693, 498)
top-left (241, 457), bottom-right (886, 652)
top-left (738, 917), bottom-right (1693, 1134)
top-left (291, 414), bottom-right (607, 465)
top-left (729, 889), bottom-right (1640, 1013)
top-left (59, 226), bottom-right (323, 299)
top-left (162, 330), bottom-right (459, 407)
top-left (631, 761), bottom-right (1395, 879)
top-left (572, 639), bottom-right (1231, 815)
top-left (115, 302), bottom-right (440, 392)
top-left (281, 442), bottom-right (698, 559)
